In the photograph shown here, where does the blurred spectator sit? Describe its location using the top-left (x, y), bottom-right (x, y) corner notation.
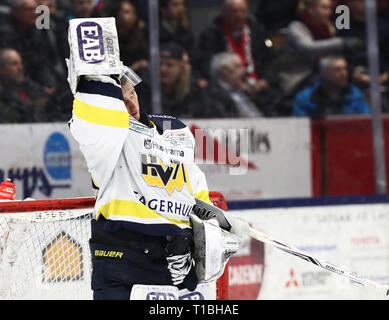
top-left (36, 0), bottom-right (67, 79)
top-left (54, 0), bottom-right (70, 12)
top-left (0, 1), bottom-right (10, 28)
top-left (158, 42), bottom-right (209, 118)
top-left (377, 0), bottom-right (389, 17)
top-left (198, 0), bottom-right (271, 94)
top-left (205, 52), bottom-right (264, 118)
top-left (270, 0), bottom-right (364, 115)
top-left (292, 55), bottom-right (371, 117)
top-left (55, 0), bottom-right (104, 71)
top-left (297, 0), bottom-right (336, 40)
top-left (0, 48), bottom-right (47, 123)
top-left (255, 0), bottom-right (300, 35)
top-left (299, 0), bottom-right (340, 14)
top-left (159, 0), bottom-right (195, 58)
top-left (286, 0), bottom-right (363, 57)
top-left (94, 0), bottom-right (105, 15)
top-left (65, 0), bottom-right (97, 20)
top-left (106, 0), bottom-right (149, 73)
top-left (0, 0), bottom-right (59, 94)
top-left (338, 0), bottom-right (389, 90)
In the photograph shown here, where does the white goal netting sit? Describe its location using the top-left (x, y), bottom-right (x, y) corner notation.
top-left (0, 194), bottom-right (230, 300)
top-left (0, 199), bottom-right (94, 300)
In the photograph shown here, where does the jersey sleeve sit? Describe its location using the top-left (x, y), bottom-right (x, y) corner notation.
top-left (69, 75), bottom-right (129, 190)
top-left (187, 127), bottom-right (211, 204)
top-left (191, 162), bottom-right (212, 204)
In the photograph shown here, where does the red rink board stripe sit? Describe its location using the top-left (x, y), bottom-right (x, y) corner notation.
top-left (0, 197), bottom-right (95, 213)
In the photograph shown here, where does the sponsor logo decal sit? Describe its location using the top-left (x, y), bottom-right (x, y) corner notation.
top-left (179, 292), bottom-right (204, 300)
top-left (146, 292), bottom-right (177, 300)
top-left (1, 131), bottom-right (72, 199)
top-left (130, 121), bottom-right (154, 137)
top-left (144, 139), bottom-right (184, 157)
top-left (134, 191), bottom-right (193, 217)
top-left (141, 154), bottom-right (193, 196)
top-left (285, 269), bottom-right (299, 288)
top-left (44, 132), bottom-right (71, 180)
top-left (76, 21), bottom-right (105, 63)
top-left (228, 235), bottom-right (265, 299)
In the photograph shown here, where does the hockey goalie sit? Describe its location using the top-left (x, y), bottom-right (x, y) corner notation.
top-left (67, 17), bottom-right (240, 300)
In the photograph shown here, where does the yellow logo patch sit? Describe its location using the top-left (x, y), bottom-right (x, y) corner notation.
top-left (141, 154), bottom-right (193, 195)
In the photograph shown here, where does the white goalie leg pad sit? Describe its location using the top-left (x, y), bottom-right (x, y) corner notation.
top-left (179, 282), bottom-right (217, 300)
top-left (191, 214), bottom-right (239, 283)
top-left (130, 284), bottom-right (179, 300)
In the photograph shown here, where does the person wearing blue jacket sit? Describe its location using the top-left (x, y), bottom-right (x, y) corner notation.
top-left (292, 55), bottom-right (371, 118)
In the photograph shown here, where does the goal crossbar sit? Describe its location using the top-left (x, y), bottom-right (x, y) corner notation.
top-left (0, 197), bottom-right (95, 213)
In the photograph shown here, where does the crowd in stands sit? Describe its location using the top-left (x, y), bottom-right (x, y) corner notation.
top-left (0, 0), bottom-right (388, 123)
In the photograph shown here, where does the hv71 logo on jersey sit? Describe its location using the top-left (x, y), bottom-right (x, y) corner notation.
top-left (141, 154), bottom-right (193, 195)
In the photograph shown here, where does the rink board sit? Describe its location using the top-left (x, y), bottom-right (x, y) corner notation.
top-left (227, 196), bottom-right (389, 300)
top-left (0, 119), bottom-right (312, 202)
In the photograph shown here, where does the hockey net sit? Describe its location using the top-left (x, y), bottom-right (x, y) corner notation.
top-left (0, 192), bottom-right (229, 300)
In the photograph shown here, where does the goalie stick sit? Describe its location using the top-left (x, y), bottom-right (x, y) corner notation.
top-left (192, 198), bottom-right (389, 297)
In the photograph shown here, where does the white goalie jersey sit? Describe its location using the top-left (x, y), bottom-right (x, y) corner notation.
top-left (69, 75), bottom-right (211, 238)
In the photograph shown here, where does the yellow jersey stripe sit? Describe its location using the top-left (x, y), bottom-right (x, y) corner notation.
top-left (194, 190), bottom-right (212, 204)
top-left (73, 97), bottom-right (129, 128)
top-left (97, 199), bottom-right (191, 228)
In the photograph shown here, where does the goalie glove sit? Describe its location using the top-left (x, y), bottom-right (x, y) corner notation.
top-left (190, 214), bottom-right (239, 283)
top-left (192, 198), bottom-right (249, 237)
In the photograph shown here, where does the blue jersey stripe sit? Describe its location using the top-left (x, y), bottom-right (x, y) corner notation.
top-left (99, 219), bottom-right (193, 238)
top-left (77, 78), bottom-right (123, 100)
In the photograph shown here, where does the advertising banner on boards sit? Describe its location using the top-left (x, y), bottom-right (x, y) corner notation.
top-left (0, 118), bottom-right (312, 201)
top-left (0, 123), bottom-right (93, 201)
top-left (184, 117), bottom-right (312, 201)
top-left (231, 202), bottom-right (389, 300)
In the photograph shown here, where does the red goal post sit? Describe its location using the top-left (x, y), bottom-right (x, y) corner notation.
top-left (0, 191), bottom-right (229, 300)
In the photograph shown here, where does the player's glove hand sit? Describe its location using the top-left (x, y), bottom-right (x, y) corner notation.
top-left (166, 252), bottom-right (193, 285)
top-left (165, 235), bottom-right (194, 286)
